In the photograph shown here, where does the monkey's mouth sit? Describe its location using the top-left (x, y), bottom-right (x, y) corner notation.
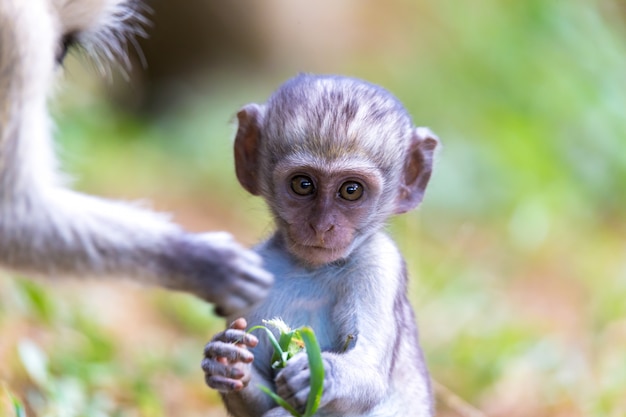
top-left (289, 241), bottom-right (349, 266)
top-left (307, 245), bottom-right (331, 250)
top-left (282, 229), bottom-right (350, 265)
top-left (299, 242), bottom-right (344, 253)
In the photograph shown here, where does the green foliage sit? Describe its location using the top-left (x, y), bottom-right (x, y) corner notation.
top-left (13, 279), bottom-right (57, 324)
top-left (152, 293), bottom-right (221, 335)
top-left (248, 320), bottom-right (324, 417)
top-left (1, 1), bottom-right (624, 416)
top-left (381, 0), bottom-right (626, 220)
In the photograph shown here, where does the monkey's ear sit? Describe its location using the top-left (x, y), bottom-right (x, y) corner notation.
top-left (234, 104), bottom-right (265, 195)
top-left (395, 127), bottom-right (439, 214)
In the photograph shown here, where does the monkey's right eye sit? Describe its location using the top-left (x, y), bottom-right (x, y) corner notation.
top-left (290, 176), bottom-right (315, 196)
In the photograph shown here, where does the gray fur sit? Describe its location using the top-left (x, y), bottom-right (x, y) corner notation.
top-left (203, 75), bottom-right (439, 416)
top-left (0, 0), bottom-right (272, 316)
top-left (259, 74), bottom-right (414, 198)
top-left (225, 233), bottom-right (434, 417)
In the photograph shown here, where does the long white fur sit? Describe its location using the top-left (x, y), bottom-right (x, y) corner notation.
top-left (0, 0), bottom-right (176, 276)
top-left (0, 0), bottom-right (272, 313)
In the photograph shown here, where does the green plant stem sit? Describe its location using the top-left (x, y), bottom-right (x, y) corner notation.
top-left (258, 385), bottom-right (301, 417)
top-left (298, 327), bottom-right (324, 417)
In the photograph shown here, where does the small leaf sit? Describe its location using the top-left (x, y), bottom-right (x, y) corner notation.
top-left (286, 333), bottom-right (305, 358)
top-left (247, 325), bottom-right (284, 365)
top-left (275, 331), bottom-right (295, 367)
top-left (16, 279), bottom-right (56, 323)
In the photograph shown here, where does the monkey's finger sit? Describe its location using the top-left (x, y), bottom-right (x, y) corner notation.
top-left (276, 387), bottom-right (308, 416)
top-left (229, 317), bottom-right (248, 330)
top-left (229, 263), bottom-right (274, 295)
top-left (275, 372), bottom-right (310, 405)
top-left (204, 341), bottom-right (255, 362)
top-left (275, 356), bottom-right (311, 405)
top-left (219, 234), bottom-right (265, 267)
top-left (201, 357), bottom-right (246, 379)
top-left (233, 261), bottom-right (274, 288)
top-left (235, 244), bottom-right (266, 266)
top-left (276, 352), bottom-right (309, 379)
top-left (209, 328), bottom-right (245, 342)
top-left (192, 232), bottom-right (273, 289)
top-left (214, 297), bottom-right (256, 318)
top-left (203, 231), bottom-right (233, 242)
top-left (200, 232), bottom-right (265, 267)
top-left (212, 263), bottom-right (273, 317)
top-left (214, 289), bottom-right (267, 318)
top-left (204, 374), bottom-right (246, 393)
top-left (289, 389), bottom-right (310, 413)
top-left (210, 328), bottom-right (257, 346)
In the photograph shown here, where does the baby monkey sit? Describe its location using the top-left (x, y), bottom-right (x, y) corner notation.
top-left (202, 74), bottom-right (439, 417)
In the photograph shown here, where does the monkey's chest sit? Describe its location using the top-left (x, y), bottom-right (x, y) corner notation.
top-left (249, 276), bottom-right (351, 352)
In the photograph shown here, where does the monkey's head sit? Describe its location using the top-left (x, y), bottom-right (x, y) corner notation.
top-left (234, 74), bottom-right (439, 267)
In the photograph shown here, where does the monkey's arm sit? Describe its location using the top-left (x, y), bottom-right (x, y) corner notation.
top-left (274, 326), bottom-right (394, 415)
top-left (0, 188), bottom-right (272, 315)
top-left (0, 0), bottom-right (272, 315)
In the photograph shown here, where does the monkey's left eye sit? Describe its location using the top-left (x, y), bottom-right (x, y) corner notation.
top-left (339, 181), bottom-right (363, 201)
top-left (291, 176), bottom-right (315, 196)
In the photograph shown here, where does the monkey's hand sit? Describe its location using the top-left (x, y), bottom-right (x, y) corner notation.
top-left (164, 232), bottom-right (273, 316)
top-left (273, 351), bottom-right (334, 414)
top-left (202, 318), bottom-right (257, 392)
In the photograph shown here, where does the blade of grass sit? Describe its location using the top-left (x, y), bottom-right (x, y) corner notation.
top-left (275, 331), bottom-right (295, 366)
top-left (298, 327), bottom-right (324, 417)
top-left (258, 385), bottom-right (301, 417)
top-left (247, 325), bottom-right (285, 366)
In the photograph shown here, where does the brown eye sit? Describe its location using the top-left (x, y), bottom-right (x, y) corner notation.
top-left (339, 181), bottom-right (363, 201)
top-left (291, 176), bottom-right (315, 196)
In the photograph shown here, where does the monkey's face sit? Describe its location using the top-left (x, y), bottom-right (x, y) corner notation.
top-left (270, 155), bottom-right (385, 267)
top-left (233, 75), bottom-right (440, 268)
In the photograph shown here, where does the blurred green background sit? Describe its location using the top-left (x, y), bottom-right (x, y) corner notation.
top-left (1, 0), bottom-right (626, 416)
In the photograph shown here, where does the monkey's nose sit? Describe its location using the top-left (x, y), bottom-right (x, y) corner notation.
top-left (309, 223), bottom-right (335, 246)
top-left (309, 223), bottom-right (334, 234)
